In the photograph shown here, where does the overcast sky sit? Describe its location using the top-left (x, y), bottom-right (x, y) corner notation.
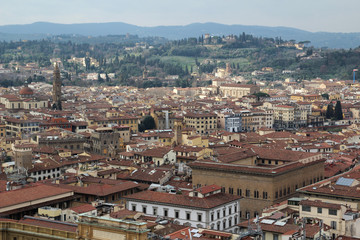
top-left (0, 0), bottom-right (358, 33)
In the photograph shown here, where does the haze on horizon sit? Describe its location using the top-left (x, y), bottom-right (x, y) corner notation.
top-left (1, 0), bottom-right (359, 33)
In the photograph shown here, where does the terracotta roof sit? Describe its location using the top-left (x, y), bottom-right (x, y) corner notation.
top-left (189, 158), bottom-right (325, 176)
top-left (19, 216), bottom-right (77, 232)
top-left (124, 190), bottom-right (240, 209)
top-left (300, 199), bottom-right (341, 210)
top-left (19, 86), bottom-right (34, 95)
top-left (68, 203), bottom-right (96, 213)
top-left (196, 185), bottom-right (222, 194)
top-left (52, 180), bottom-right (141, 197)
top-left (0, 184), bottom-right (73, 209)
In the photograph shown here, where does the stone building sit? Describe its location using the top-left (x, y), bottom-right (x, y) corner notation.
top-left (184, 111), bottom-right (217, 135)
top-left (219, 84), bottom-right (260, 98)
top-left (124, 185), bottom-right (241, 232)
top-left (189, 148), bottom-right (325, 219)
top-left (91, 127), bottom-right (120, 157)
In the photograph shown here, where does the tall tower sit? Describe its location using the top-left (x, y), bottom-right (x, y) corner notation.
top-left (52, 63), bottom-right (62, 110)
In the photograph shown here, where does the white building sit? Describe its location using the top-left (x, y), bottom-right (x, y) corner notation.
top-left (124, 185), bottom-right (241, 232)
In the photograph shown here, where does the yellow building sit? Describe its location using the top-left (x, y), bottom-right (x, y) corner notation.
top-left (290, 94), bottom-right (321, 102)
top-left (87, 115), bottom-right (139, 133)
top-left (182, 134), bottom-right (209, 147)
top-left (184, 111), bottom-right (217, 135)
top-left (273, 105), bottom-right (295, 129)
top-left (0, 217), bottom-right (77, 240)
top-left (77, 214), bottom-right (149, 240)
top-left (219, 84), bottom-right (260, 98)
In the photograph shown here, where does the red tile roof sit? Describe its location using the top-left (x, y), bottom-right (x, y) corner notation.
top-left (124, 190), bottom-right (240, 209)
top-left (19, 216), bottom-right (77, 232)
top-left (0, 184), bottom-right (73, 209)
top-left (300, 199), bottom-right (341, 210)
top-left (68, 203), bottom-right (96, 213)
top-left (196, 185), bottom-right (222, 195)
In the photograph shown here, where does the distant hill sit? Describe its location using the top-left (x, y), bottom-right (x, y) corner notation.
top-left (0, 22), bottom-right (360, 49)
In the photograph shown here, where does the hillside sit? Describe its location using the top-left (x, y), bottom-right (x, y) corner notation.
top-left (0, 22), bottom-right (360, 49)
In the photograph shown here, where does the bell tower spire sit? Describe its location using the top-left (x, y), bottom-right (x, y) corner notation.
top-left (52, 63), bottom-right (62, 110)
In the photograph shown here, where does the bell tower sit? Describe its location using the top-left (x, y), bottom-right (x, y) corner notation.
top-left (52, 63), bottom-right (62, 110)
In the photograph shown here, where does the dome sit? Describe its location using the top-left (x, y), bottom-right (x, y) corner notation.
top-left (19, 86), bottom-right (34, 96)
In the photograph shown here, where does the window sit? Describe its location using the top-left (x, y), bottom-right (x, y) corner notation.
top-left (229, 207), bottom-right (232, 214)
top-left (246, 189), bottom-right (250, 197)
top-left (302, 205), bottom-right (311, 212)
top-left (273, 234), bottom-right (279, 240)
top-left (263, 191), bottom-right (268, 199)
top-left (331, 221), bottom-right (337, 229)
top-left (317, 207), bottom-right (322, 214)
top-left (186, 212), bottom-right (191, 220)
top-left (175, 210), bottom-right (179, 218)
top-left (164, 209), bottom-right (168, 217)
top-left (237, 188), bottom-right (242, 196)
top-left (198, 214), bottom-right (202, 222)
top-left (217, 211), bottom-right (220, 219)
top-left (254, 190), bottom-right (259, 198)
top-left (211, 212), bottom-right (214, 221)
top-left (142, 206), bottom-right (147, 214)
top-left (229, 187), bottom-right (234, 194)
top-left (132, 205), bottom-right (136, 211)
top-left (329, 209), bottom-right (337, 216)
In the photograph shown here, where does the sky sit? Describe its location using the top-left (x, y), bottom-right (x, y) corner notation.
top-left (0, 0), bottom-right (359, 33)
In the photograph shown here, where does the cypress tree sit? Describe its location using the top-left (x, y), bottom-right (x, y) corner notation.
top-left (334, 101), bottom-right (343, 120)
top-left (325, 103), bottom-right (334, 119)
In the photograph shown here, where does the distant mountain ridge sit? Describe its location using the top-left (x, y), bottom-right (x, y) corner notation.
top-left (0, 21), bottom-right (360, 49)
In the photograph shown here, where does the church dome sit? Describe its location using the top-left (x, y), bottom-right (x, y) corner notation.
top-left (19, 86), bottom-right (34, 96)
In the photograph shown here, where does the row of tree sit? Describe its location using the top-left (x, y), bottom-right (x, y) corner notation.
top-left (325, 101), bottom-right (343, 120)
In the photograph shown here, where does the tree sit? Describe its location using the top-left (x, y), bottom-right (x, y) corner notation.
top-left (97, 73), bottom-right (104, 83)
top-left (325, 103), bottom-right (334, 119)
top-left (138, 115), bottom-right (156, 132)
top-left (253, 92), bottom-right (270, 101)
top-left (321, 93), bottom-right (329, 100)
top-left (334, 101), bottom-right (343, 120)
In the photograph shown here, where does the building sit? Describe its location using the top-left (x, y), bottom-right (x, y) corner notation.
top-left (138, 147), bottom-right (176, 166)
top-left (241, 109), bottom-right (274, 132)
top-left (0, 184), bottom-right (75, 219)
top-left (91, 127), bottom-right (120, 157)
top-left (52, 63), bottom-right (62, 110)
top-left (124, 185), bottom-right (241, 232)
top-left (219, 84), bottom-right (260, 98)
top-left (0, 216), bottom-right (77, 240)
top-left (184, 111), bottom-right (217, 135)
top-left (224, 113), bottom-right (242, 132)
top-left (298, 167), bottom-right (360, 238)
top-left (77, 214), bottom-right (149, 240)
top-left (272, 105), bottom-right (295, 130)
top-left (5, 117), bottom-right (41, 137)
top-left (13, 141), bottom-right (34, 170)
top-left (150, 107), bottom-right (177, 130)
top-left (0, 85), bottom-right (48, 110)
top-left (189, 148), bottom-right (324, 219)
top-left (87, 115), bottom-right (139, 133)
top-left (35, 128), bottom-right (87, 151)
